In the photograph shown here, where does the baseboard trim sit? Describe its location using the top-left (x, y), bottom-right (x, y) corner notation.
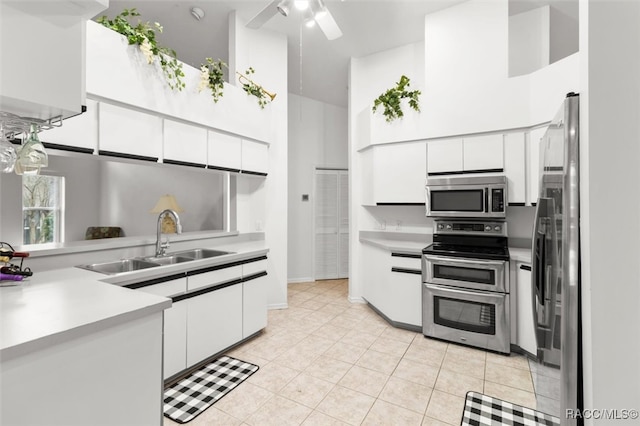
top-left (348, 295), bottom-right (366, 304)
top-left (287, 277), bottom-right (314, 284)
top-left (268, 303), bottom-right (288, 310)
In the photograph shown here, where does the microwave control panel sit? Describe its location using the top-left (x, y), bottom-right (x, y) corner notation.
top-left (491, 188), bottom-right (505, 212)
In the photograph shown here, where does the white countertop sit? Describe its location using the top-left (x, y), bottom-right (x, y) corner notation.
top-left (0, 239), bottom-right (268, 360)
top-left (359, 231), bottom-right (431, 255)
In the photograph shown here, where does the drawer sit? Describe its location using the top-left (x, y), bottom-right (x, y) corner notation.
top-left (390, 253), bottom-right (422, 270)
top-left (135, 277), bottom-right (187, 298)
top-left (187, 265), bottom-right (242, 291)
top-left (243, 259), bottom-right (267, 277)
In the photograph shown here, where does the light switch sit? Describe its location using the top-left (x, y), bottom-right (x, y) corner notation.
top-left (302, 194), bottom-right (309, 202)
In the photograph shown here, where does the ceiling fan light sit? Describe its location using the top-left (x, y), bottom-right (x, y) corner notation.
top-left (304, 17), bottom-right (316, 28)
top-left (294, 0), bottom-right (309, 11)
top-left (277, 0), bottom-right (291, 16)
top-left (314, 7), bottom-right (328, 19)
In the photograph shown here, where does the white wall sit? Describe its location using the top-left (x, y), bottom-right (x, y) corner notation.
top-left (509, 6), bottom-right (550, 77)
top-left (579, 1), bottom-right (640, 419)
top-left (229, 12), bottom-right (288, 309)
top-left (287, 94), bottom-right (348, 283)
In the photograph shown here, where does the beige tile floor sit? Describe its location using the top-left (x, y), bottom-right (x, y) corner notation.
top-left (164, 279), bottom-right (540, 426)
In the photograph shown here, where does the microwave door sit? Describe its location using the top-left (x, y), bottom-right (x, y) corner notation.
top-left (425, 185), bottom-right (486, 217)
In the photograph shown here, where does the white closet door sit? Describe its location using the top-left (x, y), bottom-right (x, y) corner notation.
top-left (338, 171), bottom-right (349, 278)
top-left (314, 169), bottom-right (349, 280)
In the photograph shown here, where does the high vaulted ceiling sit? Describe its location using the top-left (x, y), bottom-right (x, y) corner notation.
top-left (96, 0), bottom-right (468, 108)
top-left (96, 1), bottom-right (574, 108)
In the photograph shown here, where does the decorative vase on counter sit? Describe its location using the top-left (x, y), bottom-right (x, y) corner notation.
top-left (15, 123), bottom-right (48, 175)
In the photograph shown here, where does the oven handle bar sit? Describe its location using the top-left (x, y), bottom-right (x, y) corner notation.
top-left (425, 283), bottom-right (506, 302)
top-left (424, 255), bottom-right (506, 268)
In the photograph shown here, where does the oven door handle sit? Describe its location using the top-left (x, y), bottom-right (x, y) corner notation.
top-left (425, 283), bottom-right (506, 302)
top-left (425, 255), bottom-right (506, 269)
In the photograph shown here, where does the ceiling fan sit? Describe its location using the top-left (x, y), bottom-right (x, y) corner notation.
top-left (246, 0), bottom-right (343, 40)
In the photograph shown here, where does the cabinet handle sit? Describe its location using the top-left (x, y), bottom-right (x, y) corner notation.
top-left (172, 278), bottom-right (243, 302)
top-left (519, 264), bottom-right (532, 271)
top-left (391, 267), bottom-right (422, 275)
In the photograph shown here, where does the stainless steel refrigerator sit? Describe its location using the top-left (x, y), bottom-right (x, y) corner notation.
top-left (532, 93), bottom-right (581, 424)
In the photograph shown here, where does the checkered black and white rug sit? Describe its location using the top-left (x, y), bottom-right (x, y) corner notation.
top-left (462, 392), bottom-right (560, 426)
top-left (163, 355), bottom-right (259, 424)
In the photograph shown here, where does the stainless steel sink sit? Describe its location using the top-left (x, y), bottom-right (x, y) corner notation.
top-left (77, 259), bottom-right (160, 275)
top-left (142, 255), bottom-right (193, 266)
top-left (172, 248), bottom-right (233, 259)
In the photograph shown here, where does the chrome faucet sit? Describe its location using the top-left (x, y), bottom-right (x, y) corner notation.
top-left (156, 209), bottom-right (182, 256)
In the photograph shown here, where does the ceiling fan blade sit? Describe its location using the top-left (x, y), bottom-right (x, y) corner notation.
top-left (316, 9), bottom-right (343, 40)
top-left (246, 0), bottom-right (280, 29)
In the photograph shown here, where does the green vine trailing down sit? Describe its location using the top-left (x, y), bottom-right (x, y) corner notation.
top-left (239, 67), bottom-right (274, 109)
top-left (372, 75), bottom-right (421, 122)
top-left (97, 8), bottom-right (185, 91)
top-left (198, 58), bottom-right (227, 103)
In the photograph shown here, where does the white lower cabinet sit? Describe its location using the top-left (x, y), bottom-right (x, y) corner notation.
top-left (242, 259), bottom-right (268, 337)
top-left (127, 256), bottom-right (268, 379)
top-left (387, 254), bottom-right (422, 327)
top-left (164, 300), bottom-right (187, 378)
top-left (516, 262), bottom-right (536, 355)
top-left (186, 283), bottom-right (243, 366)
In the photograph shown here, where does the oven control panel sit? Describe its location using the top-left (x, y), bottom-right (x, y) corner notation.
top-left (434, 220), bottom-right (507, 237)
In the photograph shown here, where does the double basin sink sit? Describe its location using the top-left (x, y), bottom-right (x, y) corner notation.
top-left (77, 249), bottom-right (233, 275)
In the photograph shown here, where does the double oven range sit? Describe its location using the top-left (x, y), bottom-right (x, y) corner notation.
top-left (422, 176), bottom-right (510, 354)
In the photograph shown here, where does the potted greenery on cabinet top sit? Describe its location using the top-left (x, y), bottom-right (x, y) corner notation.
top-left (97, 8), bottom-right (185, 91)
top-left (372, 75), bottom-right (421, 122)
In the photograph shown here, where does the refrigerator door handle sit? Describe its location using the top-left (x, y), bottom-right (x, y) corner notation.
top-left (532, 197), bottom-right (555, 350)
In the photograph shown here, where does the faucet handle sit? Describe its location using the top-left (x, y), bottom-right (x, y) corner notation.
top-left (159, 239), bottom-right (170, 256)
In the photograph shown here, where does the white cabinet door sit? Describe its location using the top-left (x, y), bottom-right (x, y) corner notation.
top-left (361, 244), bottom-right (389, 312)
top-left (427, 139), bottom-right (463, 175)
top-left (528, 127), bottom-right (547, 205)
top-left (242, 260), bottom-right (268, 337)
top-left (242, 140), bottom-right (269, 175)
top-left (504, 132), bottom-right (526, 205)
top-left (387, 255), bottom-right (422, 327)
top-left (39, 99), bottom-right (99, 152)
top-left (98, 102), bottom-right (162, 160)
top-left (516, 263), bottom-right (536, 355)
top-left (373, 142), bottom-right (427, 203)
top-left (163, 119), bottom-right (207, 166)
top-left (208, 131), bottom-right (242, 172)
top-left (186, 284), bottom-right (243, 366)
top-left (164, 300), bottom-right (187, 378)
top-left (463, 134), bottom-right (504, 172)
top-left (187, 266), bottom-right (243, 292)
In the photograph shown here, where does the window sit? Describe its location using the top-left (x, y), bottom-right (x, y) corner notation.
top-left (22, 175), bottom-right (64, 244)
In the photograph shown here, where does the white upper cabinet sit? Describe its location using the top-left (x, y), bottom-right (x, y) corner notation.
top-left (208, 131), bottom-right (242, 172)
top-left (242, 140), bottom-right (269, 175)
top-left (38, 99), bottom-right (99, 152)
top-left (0, 2), bottom-right (107, 121)
top-left (373, 142), bottom-right (427, 203)
top-left (462, 134), bottom-right (504, 172)
top-left (528, 126), bottom-right (547, 205)
top-left (98, 102), bottom-right (162, 161)
top-left (504, 132), bottom-right (526, 205)
top-left (427, 139), bottom-right (463, 175)
top-left (163, 119), bottom-right (207, 167)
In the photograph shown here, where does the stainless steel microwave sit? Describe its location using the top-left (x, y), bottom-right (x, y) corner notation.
top-left (425, 175), bottom-right (507, 218)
